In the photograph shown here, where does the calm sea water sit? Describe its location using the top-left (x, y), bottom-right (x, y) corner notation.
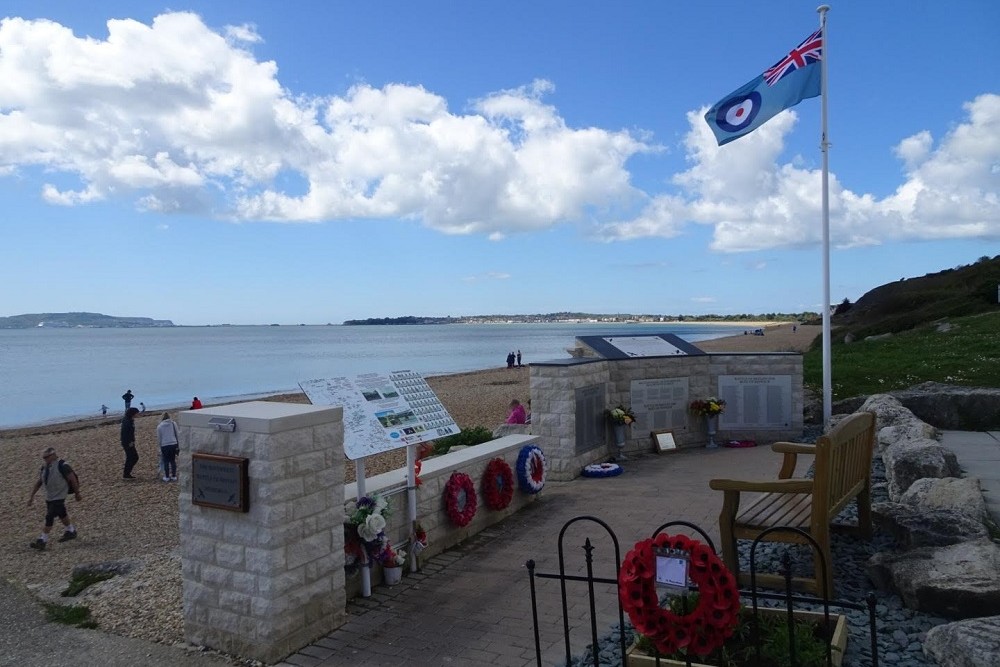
top-left (0, 322), bottom-right (744, 428)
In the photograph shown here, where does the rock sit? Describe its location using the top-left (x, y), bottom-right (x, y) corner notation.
top-left (923, 615), bottom-right (1000, 667)
top-left (936, 322), bottom-right (954, 333)
top-left (859, 394), bottom-right (915, 431)
top-left (867, 539), bottom-right (1000, 619)
top-left (865, 332), bottom-right (893, 342)
top-left (71, 560), bottom-right (137, 578)
top-left (899, 477), bottom-right (989, 523)
top-left (881, 437), bottom-right (961, 500)
top-left (844, 332), bottom-right (856, 343)
top-left (889, 382), bottom-right (1000, 430)
top-left (873, 502), bottom-right (988, 547)
top-left (877, 421), bottom-right (940, 454)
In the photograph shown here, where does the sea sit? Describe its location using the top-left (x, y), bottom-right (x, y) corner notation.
top-left (0, 322), bottom-right (748, 429)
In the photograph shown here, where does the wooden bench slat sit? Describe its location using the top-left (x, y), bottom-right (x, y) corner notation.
top-left (737, 492), bottom-right (812, 529)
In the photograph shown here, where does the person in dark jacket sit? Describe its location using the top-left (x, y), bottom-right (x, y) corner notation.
top-left (121, 407), bottom-right (140, 479)
top-left (122, 389), bottom-right (134, 410)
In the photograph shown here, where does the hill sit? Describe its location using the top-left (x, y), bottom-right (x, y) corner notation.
top-left (829, 255), bottom-right (1000, 340)
top-left (0, 312), bottom-right (174, 329)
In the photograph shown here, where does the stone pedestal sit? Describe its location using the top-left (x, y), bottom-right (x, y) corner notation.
top-left (178, 401), bottom-right (345, 664)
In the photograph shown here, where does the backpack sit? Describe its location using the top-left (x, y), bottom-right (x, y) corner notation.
top-left (42, 460), bottom-right (79, 490)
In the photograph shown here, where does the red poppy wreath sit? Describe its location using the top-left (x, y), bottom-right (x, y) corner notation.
top-left (618, 533), bottom-right (741, 657)
top-left (482, 458), bottom-right (514, 511)
top-left (444, 471), bottom-right (477, 527)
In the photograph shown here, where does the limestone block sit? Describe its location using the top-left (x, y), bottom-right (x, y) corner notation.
top-left (859, 394), bottom-right (913, 430)
top-left (873, 502), bottom-right (988, 548)
top-left (254, 569), bottom-right (305, 598)
top-left (254, 502), bottom-right (292, 528)
top-left (219, 589), bottom-right (251, 615)
top-left (220, 522), bottom-right (260, 546)
top-left (200, 564), bottom-right (234, 587)
top-left (286, 532), bottom-right (331, 570)
top-left (245, 547), bottom-right (287, 574)
top-left (882, 437), bottom-right (961, 500)
top-left (900, 477), bottom-right (988, 522)
top-left (867, 539), bottom-right (1000, 618)
top-left (923, 616), bottom-right (1000, 667)
top-left (293, 489), bottom-right (337, 520)
top-left (231, 571), bottom-right (257, 596)
top-left (207, 607), bottom-right (242, 635)
top-left (249, 459), bottom-right (286, 482)
top-left (215, 543), bottom-right (246, 569)
top-left (256, 477), bottom-right (305, 504)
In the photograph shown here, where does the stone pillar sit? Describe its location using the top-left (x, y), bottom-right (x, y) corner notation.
top-left (178, 401), bottom-right (345, 663)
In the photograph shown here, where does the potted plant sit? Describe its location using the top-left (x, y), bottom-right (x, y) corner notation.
top-left (626, 602), bottom-right (848, 667)
top-left (376, 542), bottom-right (407, 586)
top-left (689, 397), bottom-right (726, 448)
top-left (606, 404), bottom-right (636, 460)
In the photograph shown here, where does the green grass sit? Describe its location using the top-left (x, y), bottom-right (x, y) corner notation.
top-left (43, 602), bottom-right (98, 628)
top-left (61, 571), bottom-right (114, 597)
top-left (804, 311), bottom-right (1000, 400)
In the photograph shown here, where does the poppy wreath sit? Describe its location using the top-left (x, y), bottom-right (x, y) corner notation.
top-left (581, 462), bottom-right (623, 478)
top-left (516, 445), bottom-right (546, 494)
top-left (444, 471), bottom-right (477, 527)
top-left (482, 458), bottom-right (514, 510)
top-left (618, 533), bottom-right (741, 658)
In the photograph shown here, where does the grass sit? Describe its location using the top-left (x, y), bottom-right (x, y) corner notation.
top-left (803, 310), bottom-right (1000, 400)
top-left (61, 571), bottom-right (114, 597)
top-left (43, 602), bottom-right (98, 629)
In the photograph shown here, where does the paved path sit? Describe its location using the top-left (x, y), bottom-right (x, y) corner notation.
top-left (938, 430), bottom-right (1000, 524)
top-left (277, 444), bottom-right (794, 667)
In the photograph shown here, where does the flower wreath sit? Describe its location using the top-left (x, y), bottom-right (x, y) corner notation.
top-left (444, 471), bottom-right (477, 527)
top-left (581, 462), bottom-right (623, 478)
top-left (618, 533), bottom-right (741, 657)
top-left (516, 445), bottom-right (546, 494)
top-left (482, 458), bottom-right (514, 510)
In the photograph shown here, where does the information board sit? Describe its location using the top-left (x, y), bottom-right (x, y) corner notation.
top-left (718, 375), bottom-right (792, 429)
top-left (602, 335), bottom-right (688, 357)
top-left (191, 453), bottom-right (249, 512)
top-left (300, 371), bottom-right (459, 460)
top-left (630, 377), bottom-right (690, 432)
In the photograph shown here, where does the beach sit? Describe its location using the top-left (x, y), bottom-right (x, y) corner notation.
top-left (0, 323), bottom-right (818, 647)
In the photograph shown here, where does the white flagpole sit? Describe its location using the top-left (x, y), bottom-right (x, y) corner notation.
top-left (818, 5), bottom-right (832, 428)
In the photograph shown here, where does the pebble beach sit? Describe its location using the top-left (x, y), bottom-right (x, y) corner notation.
top-left (0, 323), bottom-right (818, 651)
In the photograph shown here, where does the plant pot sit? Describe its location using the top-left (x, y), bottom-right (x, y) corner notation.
top-left (625, 607), bottom-right (848, 667)
top-left (383, 566), bottom-right (403, 586)
top-left (705, 415), bottom-right (719, 449)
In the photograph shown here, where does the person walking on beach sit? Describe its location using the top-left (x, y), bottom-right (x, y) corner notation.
top-left (191, 396), bottom-right (203, 410)
top-left (27, 447), bottom-right (81, 550)
top-left (516, 350), bottom-right (522, 367)
top-left (506, 399), bottom-right (527, 424)
top-left (121, 407), bottom-right (140, 479)
top-left (101, 404), bottom-right (108, 416)
top-left (122, 389), bottom-right (134, 410)
top-left (506, 351), bottom-right (515, 369)
top-left (156, 412), bottom-right (179, 482)
top-left (139, 402), bottom-right (146, 413)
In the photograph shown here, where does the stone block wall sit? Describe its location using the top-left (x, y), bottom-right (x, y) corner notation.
top-left (531, 353), bottom-right (803, 480)
top-left (178, 401), bottom-right (346, 664)
top-left (342, 434), bottom-right (539, 599)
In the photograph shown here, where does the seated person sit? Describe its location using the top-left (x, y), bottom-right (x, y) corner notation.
top-left (506, 399), bottom-right (527, 424)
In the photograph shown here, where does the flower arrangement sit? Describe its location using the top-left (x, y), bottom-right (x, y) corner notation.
top-left (689, 397), bottom-right (726, 418)
top-left (607, 404), bottom-right (636, 425)
top-left (350, 492), bottom-right (391, 562)
top-left (374, 542), bottom-right (407, 567)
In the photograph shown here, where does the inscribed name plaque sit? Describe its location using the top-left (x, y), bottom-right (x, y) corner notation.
top-left (574, 384), bottom-right (606, 454)
top-left (191, 453), bottom-right (249, 512)
top-left (630, 377), bottom-right (690, 432)
top-left (718, 375), bottom-right (792, 429)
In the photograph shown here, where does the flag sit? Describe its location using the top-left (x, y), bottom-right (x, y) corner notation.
top-left (704, 29), bottom-right (822, 146)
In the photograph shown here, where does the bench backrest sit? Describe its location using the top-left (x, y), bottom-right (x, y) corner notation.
top-left (811, 411), bottom-right (877, 526)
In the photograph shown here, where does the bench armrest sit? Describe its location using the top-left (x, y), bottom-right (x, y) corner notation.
top-left (771, 442), bottom-right (816, 479)
top-left (709, 478), bottom-right (814, 493)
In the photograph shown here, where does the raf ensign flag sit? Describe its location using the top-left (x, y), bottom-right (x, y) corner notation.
top-left (705, 29), bottom-right (822, 146)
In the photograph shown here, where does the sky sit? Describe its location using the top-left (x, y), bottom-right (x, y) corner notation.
top-left (1, 2), bottom-right (997, 325)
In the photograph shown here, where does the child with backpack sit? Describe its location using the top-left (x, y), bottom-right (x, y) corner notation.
top-left (26, 447), bottom-right (81, 550)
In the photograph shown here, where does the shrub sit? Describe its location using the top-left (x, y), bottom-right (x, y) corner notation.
top-left (432, 426), bottom-right (494, 455)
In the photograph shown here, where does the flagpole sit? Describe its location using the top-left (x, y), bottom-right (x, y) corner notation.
top-left (818, 5), bottom-right (832, 428)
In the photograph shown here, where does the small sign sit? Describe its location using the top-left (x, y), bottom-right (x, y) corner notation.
top-left (192, 453), bottom-right (249, 512)
top-left (655, 547), bottom-right (690, 594)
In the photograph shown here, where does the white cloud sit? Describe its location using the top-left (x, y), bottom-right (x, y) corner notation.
top-left (691, 296), bottom-right (716, 303)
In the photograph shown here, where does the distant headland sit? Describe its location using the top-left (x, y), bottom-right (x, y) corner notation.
top-left (0, 312), bottom-right (175, 329)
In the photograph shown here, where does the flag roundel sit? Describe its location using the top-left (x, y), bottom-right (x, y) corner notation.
top-left (715, 91), bottom-right (762, 133)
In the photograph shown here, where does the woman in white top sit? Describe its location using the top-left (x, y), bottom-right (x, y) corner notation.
top-left (156, 413), bottom-right (180, 482)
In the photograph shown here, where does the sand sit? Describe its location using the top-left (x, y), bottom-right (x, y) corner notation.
top-left (0, 324), bottom-right (818, 645)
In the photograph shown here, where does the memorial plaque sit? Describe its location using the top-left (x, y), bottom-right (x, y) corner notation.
top-left (630, 377), bottom-right (690, 432)
top-left (718, 375), bottom-right (792, 429)
top-left (574, 384), bottom-right (606, 454)
top-left (192, 453), bottom-right (249, 512)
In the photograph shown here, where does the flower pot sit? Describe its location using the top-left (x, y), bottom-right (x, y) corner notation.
top-left (625, 607), bottom-right (848, 667)
top-left (383, 565), bottom-right (403, 586)
top-left (705, 415), bottom-right (719, 449)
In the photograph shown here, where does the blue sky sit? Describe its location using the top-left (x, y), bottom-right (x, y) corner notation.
top-left (1, 2), bottom-right (997, 325)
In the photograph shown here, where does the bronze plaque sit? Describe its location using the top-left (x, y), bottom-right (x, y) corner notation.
top-left (191, 453), bottom-right (249, 512)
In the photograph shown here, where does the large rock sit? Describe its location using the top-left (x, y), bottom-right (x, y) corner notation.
top-left (867, 539), bottom-right (1000, 618)
top-left (873, 502), bottom-right (988, 548)
top-left (900, 477), bottom-right (989, 523)
top-left (877, 421), bottom-right (940, 454)
top-left (893, 382), bottom-right (1000, 430)
top-left (858, 394), bottom-right (914, 430)
top-left (881, 437), bottom-right (961, 500)
top-left (923, 615), bottom-right (1000, 667)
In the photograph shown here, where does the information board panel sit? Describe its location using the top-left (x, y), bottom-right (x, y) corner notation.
top-left (300, 371), bottom-right (459, 460)
top-left (718, 375), bottom-right (792, 429)
top-left (630, 377), bottom-right (690, 433)
top-left (191, 453), bottom-right (249, 512)
top-left (602, 335), bottom-right (688, 357)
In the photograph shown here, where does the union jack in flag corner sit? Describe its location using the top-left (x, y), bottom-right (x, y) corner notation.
top-left (704, 28), bottom-right (824, 146)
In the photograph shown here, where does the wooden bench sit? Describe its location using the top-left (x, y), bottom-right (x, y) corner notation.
top-left (708, 411), bottom-right (877, 596)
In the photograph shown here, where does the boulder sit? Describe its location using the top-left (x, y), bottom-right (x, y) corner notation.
top-left (873, 502), bottom-right (988, 548)
top-left (877, 420), bottom-right (940, 454)
top-left (899, 477), bottom-right (989, 523)
top-left (833, 383), bottom-right (1000, 430)
top-left (867, 539), bottom-right (1000, 619)
top-left (881, 437), bottom-right (961, 500)
top-left (923, 615), bottom-right (1000, 667)
top-left (859, 394), bottom-right (913, 430)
